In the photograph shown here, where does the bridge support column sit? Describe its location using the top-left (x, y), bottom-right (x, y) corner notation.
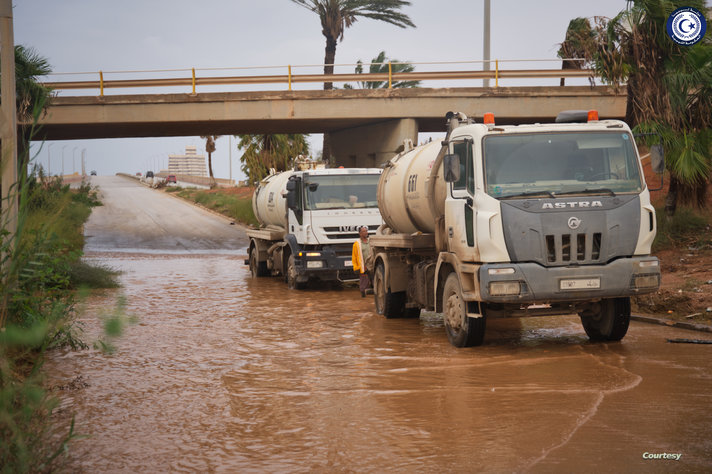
top-left (329, 118), bottom-right (418, 168)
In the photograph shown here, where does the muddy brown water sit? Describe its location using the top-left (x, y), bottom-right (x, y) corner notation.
top-left (45, 250), bottom-right (712, 472)
top-left (45, 177), bottom-right (712, 472)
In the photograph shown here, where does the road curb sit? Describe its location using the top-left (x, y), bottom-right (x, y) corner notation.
top-left (632, 314), bottom-right (712, 333)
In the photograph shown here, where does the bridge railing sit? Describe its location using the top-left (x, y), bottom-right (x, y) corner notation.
top-left (42, 59), bottom-right (594, 96)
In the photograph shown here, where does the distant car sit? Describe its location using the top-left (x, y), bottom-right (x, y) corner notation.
top-left (136, 172), bottom-right (142, 176)
top-left (146, 171), bottom-right (154, 178)
top-left (166, 174), bottom-right (177, 184)
top-left (90, 170), bottom-right (97, 176)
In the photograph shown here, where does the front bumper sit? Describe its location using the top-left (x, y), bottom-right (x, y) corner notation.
top-left (293, 248), bottom-right (358, 281)
top-left (479, 257), bottom-right (660, 303)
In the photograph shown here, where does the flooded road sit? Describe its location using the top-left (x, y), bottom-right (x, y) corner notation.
top-left (46, 177), bottom-right (712, 472)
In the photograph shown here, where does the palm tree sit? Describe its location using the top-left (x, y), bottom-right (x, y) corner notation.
top-left (200, 135), bottom-right (220, 187)
top-left (289, 0), bottom-right (414, 161)
top-left (14, 45), bottom-right (52, 123)
top-left (344, 51), bottom-right (420, 89)
top-left (567, 0), bottom-right (712, 215)
top-left (556, 18), bottom-right (595, 86)
top-left (12, 45), bottom-right (53, 170)
top-left (238, 134), bottom-right (310, 184)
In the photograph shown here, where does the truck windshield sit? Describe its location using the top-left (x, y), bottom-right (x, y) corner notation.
top-left (483, 132), bottom-right (644, 199)
top-left (304, 174), bottom-right (380, 210)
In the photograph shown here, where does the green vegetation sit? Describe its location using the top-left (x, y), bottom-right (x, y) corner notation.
top-left (238, 134), bottom-right (310, 184)
top-left (175, 187), bottom-right (259, 227)
top-left (560, 1), bottom-right (712, 216)
top-left (653, 204), bottom-right (711, 251)
top-left (1, 166), bottom-right (120, 471)
top-left (344, 51), bottom-right (420, 89)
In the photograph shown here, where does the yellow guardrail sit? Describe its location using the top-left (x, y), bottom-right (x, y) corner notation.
top-left (43, 59), bottom-right (591, 97)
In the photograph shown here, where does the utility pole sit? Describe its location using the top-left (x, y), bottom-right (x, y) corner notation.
top-left (483, 0), bottom-right (491, 88)
top-left (0, 0), bottom-right (17, 240)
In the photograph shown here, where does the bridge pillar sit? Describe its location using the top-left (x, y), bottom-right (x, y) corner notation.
top-left (329, 118), bottom-right (418, 168)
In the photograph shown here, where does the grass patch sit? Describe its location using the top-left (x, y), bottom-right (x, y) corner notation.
top-left (69, 260), bottom-right (121, 289)
top-left (1, 167), bottom-right (119, 470)
top-left (176, 187), bottom-right (258, 227)
top-left (653, 205), bottom-right (710, 251)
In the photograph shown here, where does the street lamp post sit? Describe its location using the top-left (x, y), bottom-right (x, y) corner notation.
top-left (72, 146), bottom-right (78, 174)
top-left (483, 0), bottom-right (491, 88)
top-left (81, 148), bottom-right (86, 176)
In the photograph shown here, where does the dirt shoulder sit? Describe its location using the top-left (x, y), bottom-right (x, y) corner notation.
top-left (634, 238), bottom-right (712, 328)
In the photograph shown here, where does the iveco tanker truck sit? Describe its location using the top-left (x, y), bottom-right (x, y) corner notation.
top-left (245, 158), bottom-right (382, 289)
top-left (368, 111), bottom-right (662, 347)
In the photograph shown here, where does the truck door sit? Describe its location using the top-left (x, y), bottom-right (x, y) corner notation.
top-left (445, 139), bottom-right (477, 262)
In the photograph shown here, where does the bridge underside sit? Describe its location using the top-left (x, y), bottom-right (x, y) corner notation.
top-left (32, 86), bottom-right (626, 167)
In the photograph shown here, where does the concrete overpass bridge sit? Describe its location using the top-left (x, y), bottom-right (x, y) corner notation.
top-left (33, 85), bottom-right (626, 167)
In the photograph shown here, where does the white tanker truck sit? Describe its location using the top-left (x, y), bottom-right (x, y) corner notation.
top-left (245, 159), bottom-right (382, 289)
top-left (368, 111), bottom-right (663, 347)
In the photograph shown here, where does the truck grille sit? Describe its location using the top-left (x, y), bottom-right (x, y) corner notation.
top-left (322, 224), bottom-right (379, 240)
top-left (545, 232), bottom-right (602, 264)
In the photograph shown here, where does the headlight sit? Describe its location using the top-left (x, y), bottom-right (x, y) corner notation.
top-left (633, 274), bottom-right (659, 289)
top-left (489, 281), bottom-right (521, 296)
top-left (300, 252), bottom-right (321, 257)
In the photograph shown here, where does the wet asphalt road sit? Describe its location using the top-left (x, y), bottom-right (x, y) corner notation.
top-left (45, 175), bottom-right (712, 472)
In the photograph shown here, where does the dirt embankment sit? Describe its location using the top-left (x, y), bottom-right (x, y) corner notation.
top-left (635, 159), bottom-right (712, 323)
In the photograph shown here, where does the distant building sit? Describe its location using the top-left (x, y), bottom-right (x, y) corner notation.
top-left (168, 146), bottom-right (207, 177)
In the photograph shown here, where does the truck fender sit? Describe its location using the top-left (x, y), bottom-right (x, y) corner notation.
top-left (373, 252), bottom-right (409, 294)
top-left (250, 238), bottom-right (271, 263)
top-left (283, 234), bottom-right (301, 263)
top-left (434, 252), bottom-right (481, 313)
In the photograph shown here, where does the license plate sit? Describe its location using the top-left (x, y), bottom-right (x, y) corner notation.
top-left (343, 261), bottom-right (352, 267)
top-left (560, 278), bottom-right (600, 290)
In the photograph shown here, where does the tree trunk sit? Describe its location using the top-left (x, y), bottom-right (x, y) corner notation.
top-left (208, 151), bottom-right (216, 188)
top-left (322, 35), bottom-right (337, 90)
top-left (665, 174), bottom-right (679, 218)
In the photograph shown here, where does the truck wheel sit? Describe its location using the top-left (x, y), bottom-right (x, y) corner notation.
top-left (249, 247), bottom-right (268, 277)
top-left (286, 254), bottom-right (306, 290)
top-left (579, 297), bottom-right (630, 341)
top-left (373, 262), bottom-right (405, 318)
top-left (443, 273), bottom-right (486, 347)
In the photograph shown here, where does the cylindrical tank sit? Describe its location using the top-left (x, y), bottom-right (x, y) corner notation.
top-left (252, 170), bottom-right (293, 228)
top-left (377, 140), bottom-right (448, 234)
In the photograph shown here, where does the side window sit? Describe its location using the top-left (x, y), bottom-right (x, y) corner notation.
top-left (451, 140), bottom-right (474, 194)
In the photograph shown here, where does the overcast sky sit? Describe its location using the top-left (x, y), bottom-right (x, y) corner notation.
top-left (14, 0), bottom-right (680, 180)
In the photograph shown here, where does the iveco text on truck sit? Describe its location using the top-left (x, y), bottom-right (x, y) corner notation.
top-left (246, 158), bottom-right (382, 289)
top-left (368, 111), bottom-right (662, 347)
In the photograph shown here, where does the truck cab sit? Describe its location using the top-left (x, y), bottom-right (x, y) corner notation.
top-left (246, 164), bottom-right (382, 289)
top-left (369, 111), bottom-right (662, 347)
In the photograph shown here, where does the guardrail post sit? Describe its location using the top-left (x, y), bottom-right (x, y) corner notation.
top-left (288, 65), bottom-right (292, 91)
top-left (99, 70), bottom-right (104, 97)
top-left (191, 68), bottom-right (196, 95)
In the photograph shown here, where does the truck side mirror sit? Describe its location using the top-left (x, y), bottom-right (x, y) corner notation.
top-left (443, 154), bottom-right (461, 183)
top-left (286, 178), bottom-right (297, 210)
